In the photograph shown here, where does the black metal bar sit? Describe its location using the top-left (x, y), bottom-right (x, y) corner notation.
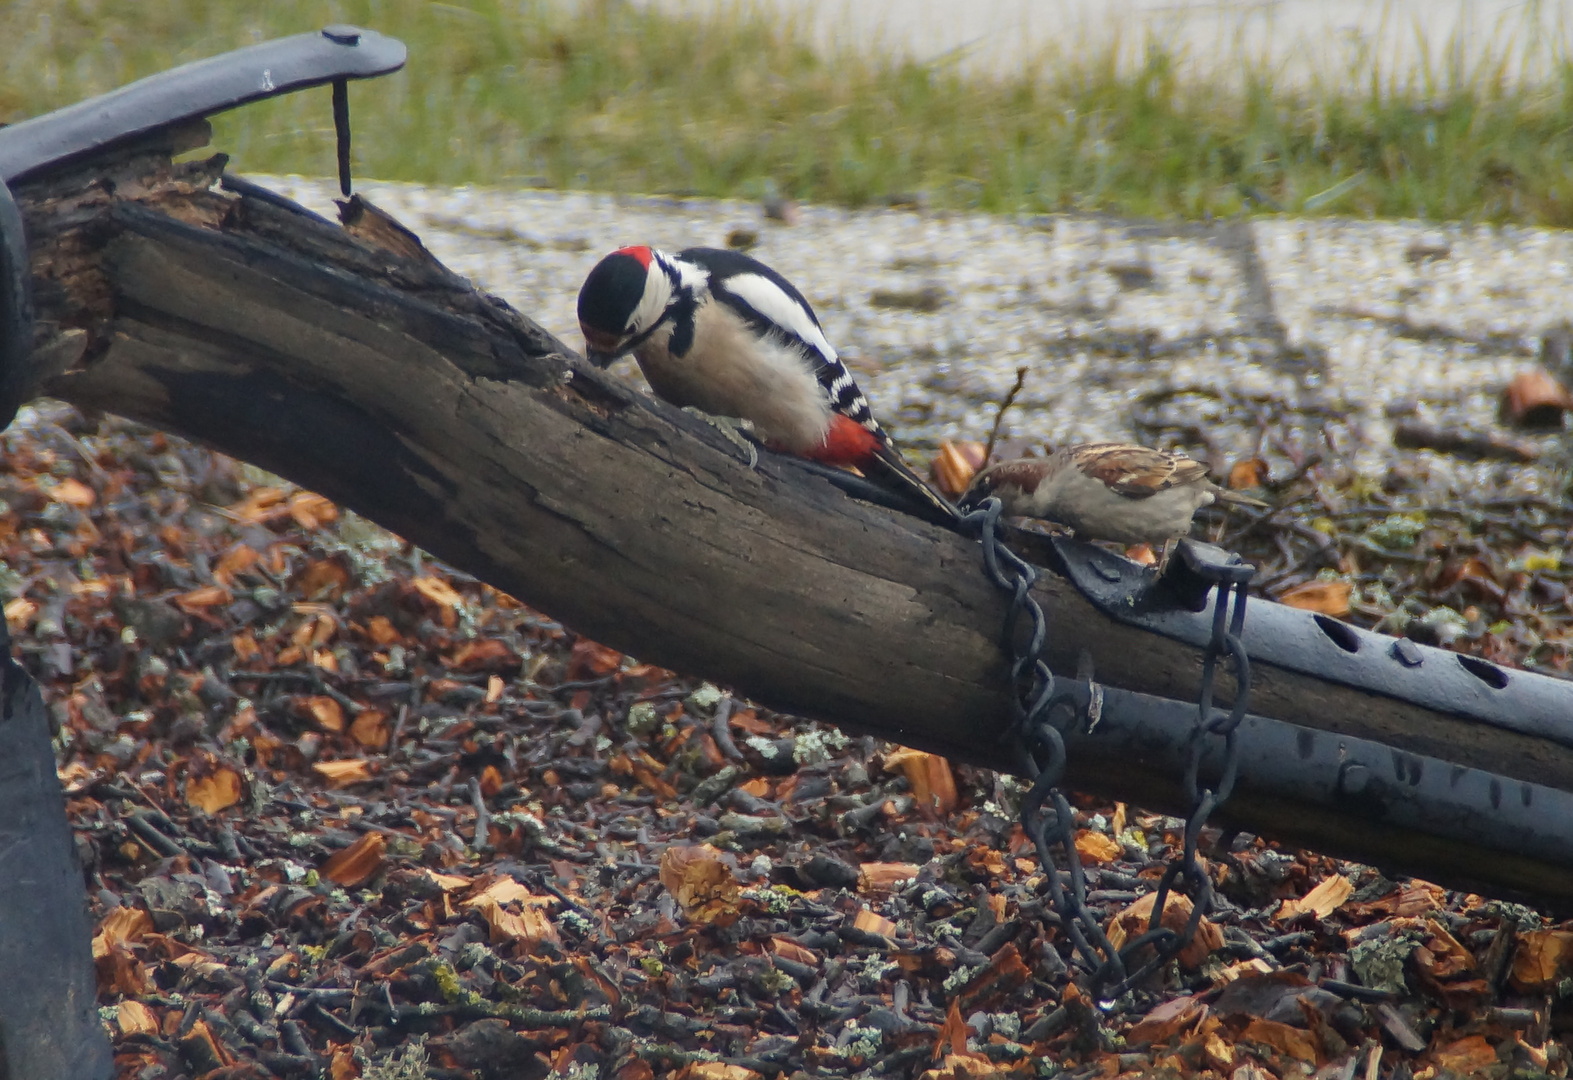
top-left (332, 77), bottom-right (352, 197)
top-left (1049, 534), bottom-right (1573, 752)
top-left (0, 25), bottom-right (406, 184)
top-left (0, 180), bottom-right (30, 430)
top-left (1044, 677), bottom-right (1573, 905)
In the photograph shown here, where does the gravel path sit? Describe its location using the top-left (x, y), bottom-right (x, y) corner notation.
top-left (261, 176), bottom-right (1571, 498)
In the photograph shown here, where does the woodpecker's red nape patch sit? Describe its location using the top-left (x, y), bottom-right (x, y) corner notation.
top-left (614, 245), bottom-right (654, 269)
top-left (806, 414), bottom-right (884, 467)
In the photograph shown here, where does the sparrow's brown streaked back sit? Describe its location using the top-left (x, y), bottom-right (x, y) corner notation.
top-left (958, 443), bottom-right (1267, 546)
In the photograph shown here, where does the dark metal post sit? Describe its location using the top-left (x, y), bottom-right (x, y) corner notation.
top-left (0, 612), bottom-right (112, 1080)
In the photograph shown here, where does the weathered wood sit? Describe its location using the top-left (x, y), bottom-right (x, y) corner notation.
top-left (14, 151), bottom-right (1573, 903)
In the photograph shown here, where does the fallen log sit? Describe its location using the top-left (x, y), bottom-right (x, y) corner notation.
top-left (11, 138), bottom-right (1573, 905)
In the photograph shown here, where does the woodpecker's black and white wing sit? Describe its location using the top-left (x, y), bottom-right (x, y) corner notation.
top-left (676, 248), bottom-right (884, 436)
top-left (674, 247), bottom-right (957, 524)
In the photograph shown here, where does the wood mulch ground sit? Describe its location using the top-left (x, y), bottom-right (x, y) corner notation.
top-left (5, 398), bottom-right (1570, 1080)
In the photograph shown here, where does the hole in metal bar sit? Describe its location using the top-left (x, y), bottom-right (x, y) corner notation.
top-left (1313, 614), bottom-right (1361, 653)
top-left (1458, 654), bottom-right (1509, 689)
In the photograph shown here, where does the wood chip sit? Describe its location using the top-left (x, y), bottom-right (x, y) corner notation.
top-left (859, 861), bottom-right (920, 894)
top-left (678, 1064), bottom-right (763, 1080)
top-left (770, 935), bottom-right (820, 966)
top-left (1073, 829), bottom-right (1122, 864)
top-left (413, 574), bottom-right (464, 608)
top-left (1106, 891), bottom-right (1223, 969)
top-left (1428, 1034), bottom-right (1498, 1074)
top-left (853, 908), bottom-right (899, 939)
top-left (462, 876), bottom-right (553, 910)
top-left (426, 869), bottom-right (472, 892)
top-left (175, 584), bottom-right (232, 612)
top-left (49, 477), bottom-right (97, 507)
top-left (93, 906), bottom-right (152, 957)
top-left (918, 1053), bottom-right (1005, 1080)
top-left (1204, 1031), bottom-right (1234, 1070)
top-left (1511, 929), bottom-right (1573, 990)
top-left (954, 942), bottom-right (1031, 1011)
top-left (288, 491), bottom-right (338, 530)
top-left (1277, 873), bottom-right (1353, 920)
top-left (471, 895), bottom-right (559, 946)
top-left (935, 998), bottom-right (969, 1059)
top-left (185, 767), bottom-right (243, 814)
top-left (4, 597), bottom-right (37, 630)
top-left (1278, 580), bottom-right (1352, 616)
top-left (116, 1000), bottom-right (159, 1036)
top-left (929, 440), bottom-right (986, 499)
top-left (884, 748), bottom-right (959, 815)
top-left (302, 695), bottom-right (345, 732)
top-left (321, 832), bottom-right (386, 887)
top-left (659, 844), bottom-right (742, 926)
top-left (311, 759), bottom-right (373, 787)
top-left (213, 543), bottom-right (259, 583)
top-left (1126, 995), bottom-right (1204, 1047)
top-left (349, 708), bottom-right (390, 749)
top-left (1241, 1017), bottom-right (1317, 1064)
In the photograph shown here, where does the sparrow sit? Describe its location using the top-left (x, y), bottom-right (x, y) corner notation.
top-left (957, 443), bottom-right (1268, 545)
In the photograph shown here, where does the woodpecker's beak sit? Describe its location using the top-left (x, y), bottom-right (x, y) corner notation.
top-left (581, 324), bottom-right (627, 368)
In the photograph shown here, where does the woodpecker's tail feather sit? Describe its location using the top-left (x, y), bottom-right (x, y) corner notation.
top-left (864, 442), bottom-right (961, 524)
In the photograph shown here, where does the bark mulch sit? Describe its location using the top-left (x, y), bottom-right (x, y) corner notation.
top-left (3, 400), bottom-right (1570, 1080)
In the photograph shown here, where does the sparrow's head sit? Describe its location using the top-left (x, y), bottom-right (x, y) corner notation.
top-left (577, 245), bottom-right (678, 367)
top-left (956, 460), bottom-right (1046, 515)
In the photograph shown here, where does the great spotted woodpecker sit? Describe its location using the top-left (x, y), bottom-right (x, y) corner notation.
top-left (957, 443), bottom-right (1267, 545)
top-left (576, 245), bottom-right (957, 521)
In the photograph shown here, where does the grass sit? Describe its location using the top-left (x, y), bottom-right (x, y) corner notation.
top-left (6, 0), bottom-right (1573, 223)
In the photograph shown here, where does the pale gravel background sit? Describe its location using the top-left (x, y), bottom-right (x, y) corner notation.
top-left (257, 175), bottom-right (1570, 497)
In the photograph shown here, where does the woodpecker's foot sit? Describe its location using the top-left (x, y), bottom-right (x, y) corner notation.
top-left (682, 407), bottom-right (759, 469)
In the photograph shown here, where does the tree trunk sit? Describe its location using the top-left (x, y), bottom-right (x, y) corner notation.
top-left (14, 147), bottom-right (1573, 906)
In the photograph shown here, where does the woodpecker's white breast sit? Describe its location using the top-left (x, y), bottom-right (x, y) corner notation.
top-left (633, 299), bottom-right (833, 452)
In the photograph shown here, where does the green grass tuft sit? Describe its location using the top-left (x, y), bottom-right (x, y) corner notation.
top-left (6, 0), bottom-right (1573, 223)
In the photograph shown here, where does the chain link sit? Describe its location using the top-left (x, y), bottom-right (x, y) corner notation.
top-left (962, 499), bottom-right (1253, 1003)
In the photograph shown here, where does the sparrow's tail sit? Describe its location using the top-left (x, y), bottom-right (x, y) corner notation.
top-left (864, 441), bottom-right (961, 524)
top-left (1214, 487), bottom-right (1270, 509)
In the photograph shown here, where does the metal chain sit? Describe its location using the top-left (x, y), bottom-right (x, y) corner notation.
top-left (961, 499), bottom-right (1253, 1002)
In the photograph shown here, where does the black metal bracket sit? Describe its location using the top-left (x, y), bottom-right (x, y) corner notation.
top-left (1047, 533), bottom-right (1573, 751)
top-left (1052, 677), bottom-right (1573, 906)
top-left (0, 25), bottom-right (406, 432)
top-left (0, 25), bottom-right (405, 185)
